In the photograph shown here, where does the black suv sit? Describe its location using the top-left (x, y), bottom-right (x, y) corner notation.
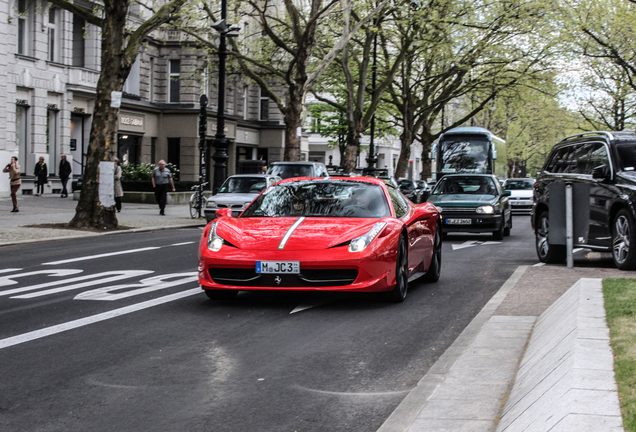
top-left (532, 131), bottom-right (636, 269)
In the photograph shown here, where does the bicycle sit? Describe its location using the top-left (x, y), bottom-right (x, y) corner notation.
top-left (189, 182), bottom-right (209, 219)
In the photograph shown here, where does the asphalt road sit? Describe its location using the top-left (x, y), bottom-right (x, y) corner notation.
top-left (0, 216), bottom-right (539, 432)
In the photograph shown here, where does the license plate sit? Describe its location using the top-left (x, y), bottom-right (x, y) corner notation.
top-left (446, 218), bottom-right (472, 225)
top-left (256, 261), bottom-right (300, 274)
top-left (511, 201), bottom-right (529, 205)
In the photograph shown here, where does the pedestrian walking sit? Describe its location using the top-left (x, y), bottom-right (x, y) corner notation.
top-left (34, 156), bottom-right (48, 196)
top-left (151, 160), bottom-right (175, 215)
top-left (114, 157), bottom-right (123, 212)
top-left (3, 156), bottom-right (21, 212)
top-left (58, 154), bottom-right (72, 198)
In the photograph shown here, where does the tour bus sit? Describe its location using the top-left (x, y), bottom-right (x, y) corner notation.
top-left (431, 126), bottom-right (506, 181)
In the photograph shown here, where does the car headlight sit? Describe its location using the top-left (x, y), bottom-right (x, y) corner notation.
top-left (207, 222), bottom-right (224, 251)
top-left (207, 201), bottom-right (217, 209)
top-left (348, 222), bottom-right (387, 253)
top-left (476, 205), bottom-right (494, 214)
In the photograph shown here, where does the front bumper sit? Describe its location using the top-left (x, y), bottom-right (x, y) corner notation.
top-left (440, 212), bottom-right (504, 233)
top-left (204, 208), bottom-right (244, 222)
top-left (198, 237), bottom-right (397, 293)
top-left (509, 199), bottom-right (533, 213)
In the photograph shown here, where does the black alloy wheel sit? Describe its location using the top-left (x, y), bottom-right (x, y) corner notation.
top-left (204, 289), bottom-right (238, 300)
top-left (535, 210), bottom-right (566, 263)
top-left (612, 209), bottom-right (636, 270)
top-left (423, 224), bottom-right (442, 283)
top-left (387, 236), bottom-right (409, 302)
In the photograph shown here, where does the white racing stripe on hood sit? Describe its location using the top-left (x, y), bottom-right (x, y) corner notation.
top-left (278, 217), bottom-right (305, 250)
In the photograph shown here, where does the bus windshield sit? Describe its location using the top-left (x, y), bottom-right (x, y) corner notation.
top-left (439, 135), bottom-right (491, 174)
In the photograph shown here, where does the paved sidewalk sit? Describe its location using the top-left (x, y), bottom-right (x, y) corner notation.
top-left (0, 193), bottom-right (206, 245)
top-left (379, 264), bottom-right (632, 432)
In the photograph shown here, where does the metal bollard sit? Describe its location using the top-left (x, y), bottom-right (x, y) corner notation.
top-left (566, 183), bottom-right (573, 268)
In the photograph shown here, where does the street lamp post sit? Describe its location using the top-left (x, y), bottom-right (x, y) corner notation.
top-left (364, 23), bottom-right (378, 176)
top-left (211, 0), bottom-right (239, 193)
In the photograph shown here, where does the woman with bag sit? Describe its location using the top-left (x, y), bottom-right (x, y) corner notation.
top-left (114, 158), bottom-right (124, 212)
top-left (3, 156), bottom-right (21, 212)
top-left (34, 156), bottom-right (48, 196)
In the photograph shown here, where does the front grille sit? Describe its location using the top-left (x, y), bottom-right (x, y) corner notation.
top-left (208, 267), bottom-right (358, 287)
top-left (439, 207), bottom-right (476, 213)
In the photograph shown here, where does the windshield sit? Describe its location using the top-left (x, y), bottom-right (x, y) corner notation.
top-left (398, 180), bottom-right (415, 190)
top-left (439, 135), bottom-right (491, 174)
top-left (241, 180), bottom-right (391, 218)
top-left (503, 179), bottom-right (534, 190)
top-left (267, 164), bottom-right (314, 179)
top-left (432, 176), bottom-right (498, 196)
top-left (218, 177), bottom-right (267, 194)
top-left (616, 143), bottom-right (636, 171)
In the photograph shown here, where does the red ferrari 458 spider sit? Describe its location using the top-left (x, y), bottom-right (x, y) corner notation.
top-left (198, 177), bottom-right (442, 302)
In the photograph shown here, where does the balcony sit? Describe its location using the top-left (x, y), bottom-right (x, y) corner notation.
top-left (67, 68), bottom-right (100, 93)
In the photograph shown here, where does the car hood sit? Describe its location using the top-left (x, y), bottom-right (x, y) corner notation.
top-left (215, 217), bottom-right (384, 251)
top-left (208, 192), bottom-right (259, 206)
top-left (428, 194), bottom-right (498, 206)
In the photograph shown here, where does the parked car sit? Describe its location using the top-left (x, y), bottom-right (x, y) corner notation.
top-left (204, 174), bottom-right (281, 222)
top-left (266, 162), bottom-right (329, 179)
top-left (398, 179), bottom-right (428, 203)
top-left (502, 178), bottom-right (535, 214)
top-left (532, 131), bottom-right (636, 269)
top-left (199, 177), bottom-right (442, 302)
top-left (428, 174), bottom-right (512, 240)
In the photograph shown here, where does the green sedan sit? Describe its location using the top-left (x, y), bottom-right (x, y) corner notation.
top-left (427, 174), bottom-right (512, 240)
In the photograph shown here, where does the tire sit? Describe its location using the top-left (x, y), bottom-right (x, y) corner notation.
top-left (493, 219), bottom-right (504, 240)
top-left (535, 210), bottom-right (566, 263)
top-left (504, 214), bottom-right (512, 237)
top-left (612, 209), bottom-right (636, 270)
top-left (423, 224), bottom-right (442, 283)
top-left (204, 289), bottom-right (238, 300)
top-left (189, 195), bottom-right (197, 219)
top-left (386, 236), bottom-right (409, 302)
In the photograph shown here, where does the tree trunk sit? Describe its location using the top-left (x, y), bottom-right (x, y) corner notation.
top-left (68, 0), bottom-right (128, 229)
top-left (420, 132), bottom-right (435, 179)
top-left (283, 87), bottom-right (303, 161)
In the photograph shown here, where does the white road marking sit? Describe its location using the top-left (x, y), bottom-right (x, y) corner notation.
top-left (293, 384), bottom-right (411, 397)
top-left (42, 247), bottom-right (161, 265)
top-left (451, 241), bottom-right (480, 250)
top-left (533, 262), bottom-right (546, 267)
top-left (482, 241), bottom-right (502, 245)
top-left (8, 271), bottom-right (154, 299)
top-left (0, 288), bottom-right (201, 350)
top-left (170, 242), bottom-right (195, 246)
top-left (74, 273), bottom-right (198, 301)
top-left (0, 269), bottom-right (83, 288)
top-left (0, 269), bottom-right (23, 275)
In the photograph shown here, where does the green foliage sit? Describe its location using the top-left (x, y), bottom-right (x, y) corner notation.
top-left (603, 278), bottom-right (636, 432)
top-left (121, 163), bottom-right (180, 182)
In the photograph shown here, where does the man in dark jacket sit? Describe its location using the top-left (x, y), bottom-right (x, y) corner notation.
top-left (58, 154), bottom-right (72, 198)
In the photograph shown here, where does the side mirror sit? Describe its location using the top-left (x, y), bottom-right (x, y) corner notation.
top-left (215, 208), bottom-right (233, 218)
top-left (592, 165), bottom-right (609, 179)
top-left (492, 150), bottom-right (498, 160)
top-left (502, 190), bottom-right (511, 197)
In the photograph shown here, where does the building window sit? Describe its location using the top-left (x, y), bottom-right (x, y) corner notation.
top-left (259, 88), bottom-right (269, 121)
top-left (17, 0), bottom-right (31, 55)
top-left (167, 138), bottom-right (180, 168)
top-left (243, 86), bottom-right (248, 119)
top-left (47, 108), bottom-right (59, 173)
top-left (72, 14), bottom-right (85, 67)
top-left (123, 55), bottom-right (140, 96)
top-left (151, 137), bottom-right (156, 163)
top-left (46, 8), bottom-right (61, 62)
top-left (149, 57), bottom-right (155, 102)
top-left (16, 103), bottom-right (29, 173)
top-left (169, 60), bottom-right (181, 103)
